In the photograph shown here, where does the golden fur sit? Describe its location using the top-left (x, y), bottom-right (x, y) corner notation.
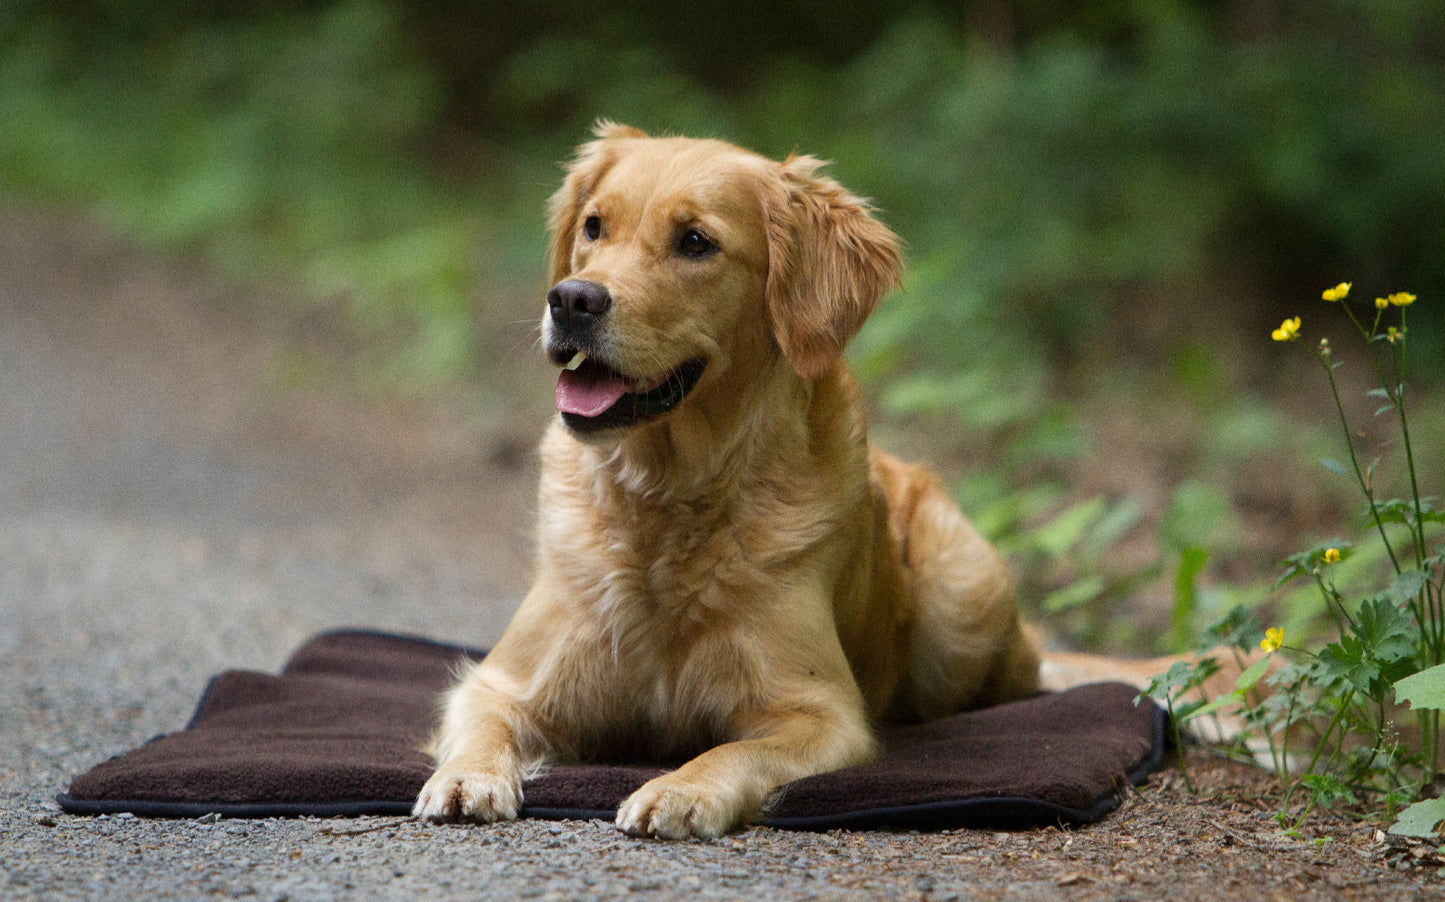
top-left (413, 123), bottom-right (1041, 838)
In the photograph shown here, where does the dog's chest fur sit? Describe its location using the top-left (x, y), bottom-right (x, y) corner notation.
top-left (526, 421), bottom-right (868, 759)
top-left (539, 492), bottom-right (775, 759)
top-left (546, 457), bottom-right (814, 642)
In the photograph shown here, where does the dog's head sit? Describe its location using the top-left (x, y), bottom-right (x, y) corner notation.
top-left (543, 121), bottom-right (901, 437)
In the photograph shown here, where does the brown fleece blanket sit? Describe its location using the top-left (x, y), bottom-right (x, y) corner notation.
top-left (58, 630), bottom-right (1168, 830)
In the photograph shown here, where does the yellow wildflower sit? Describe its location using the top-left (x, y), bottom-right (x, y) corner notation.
top-left (1323, 547), bottom-right (1340, 563)
top-left (1375, 296), bottom-right (1390, 310)
top-left (1261, 627), bottom-right (1284, 654)
top-left (1388, 292), bottom-right (1416, 307)
top-left (1321, 282), bottom-right (1351, 302)
top-left (1271, 316), bottom-right (1301, 342)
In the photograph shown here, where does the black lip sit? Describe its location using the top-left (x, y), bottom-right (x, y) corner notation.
top-left (561, 357), bottom-right (709, 434)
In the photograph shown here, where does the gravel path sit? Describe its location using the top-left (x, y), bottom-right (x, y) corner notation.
top-left (2, 208), bottom-right (1437, 900)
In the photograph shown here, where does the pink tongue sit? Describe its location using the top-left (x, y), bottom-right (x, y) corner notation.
top-left (556, 364), bottom-right (629, 417)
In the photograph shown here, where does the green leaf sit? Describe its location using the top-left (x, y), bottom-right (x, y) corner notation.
top-left (1168, 546), bottom-right (1208, 652)
top-left (1384, 569), bottom-right (1428, 607)
top-left (1026, 497), bottom-right (1108, 558)
top-left (1207, 605), bottom-right (1262, 652)
top-left (1373, 498), bottom-right (1427, 526)
top-left (1390, 797), bottom-right (1445, 838)
top-left (1160, 481), bottom-right (1232, 551)
top-left (1317, 637), bottom-right (1379, 693)
top-left (1271, 562), bottom-right (1307, 591)
top-left (1142, 657), bottom-right (1220, 701)
top-left (1394, 664), bottom-right (1445, 711)
top-left (1179, 691), bottom-right (1242, 723)
top-left (1318, 457), bottom-right (1350, 476)
top-left (1041, 575), bottom-right (1106, 613)
top-left (1299, 772), bottom-right (1357, 807)
top-left (1078, 498), bottom-right (1144, 560)
top-left (1274, 540), bottom-right (1351, 590)
top-left (1235, 656), bottom-right (1272, 692)
top-left (1169, 698), bottom-right (1209, 720)
top-left (1417, 497), bottom-right (1445, 524)
top-left (1355, 597), bottom-right (1415, 663)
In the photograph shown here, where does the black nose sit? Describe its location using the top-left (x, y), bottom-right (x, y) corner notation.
top-left (548, 279), bottom-right (612, 331)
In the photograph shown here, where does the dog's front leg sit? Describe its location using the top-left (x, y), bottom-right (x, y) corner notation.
top-left (616, 701), bottom-right (876, 839)
top-left (413, 671), bottom-right (533, 822)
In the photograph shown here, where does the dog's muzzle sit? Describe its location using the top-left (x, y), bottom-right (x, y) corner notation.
top-left (546, 280), bottom-right (707, 434)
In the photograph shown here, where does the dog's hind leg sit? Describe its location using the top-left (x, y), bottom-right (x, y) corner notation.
top-left (873, 452), bottom-right (1042, 721)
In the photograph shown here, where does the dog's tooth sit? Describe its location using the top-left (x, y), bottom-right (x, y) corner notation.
top-left (564, 351), bottom-right (587, 371)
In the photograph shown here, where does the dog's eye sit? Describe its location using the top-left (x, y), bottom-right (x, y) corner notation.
top-left (582, 216), bottom-right (602, 241)
top-left (677, 229), bottom-right (715, 259)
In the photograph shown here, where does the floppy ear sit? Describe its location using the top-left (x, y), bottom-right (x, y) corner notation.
top-left (545, 121), bottom-right (647, 285)
top-left (764, 154), bottom-right (903, 380)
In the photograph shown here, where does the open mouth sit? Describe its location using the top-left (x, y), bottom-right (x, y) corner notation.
top-left (554, 351), bottom-right (708, 434)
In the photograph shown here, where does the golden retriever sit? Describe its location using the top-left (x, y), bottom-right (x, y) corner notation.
top-left (413, 122), bottom-right (1042, 838)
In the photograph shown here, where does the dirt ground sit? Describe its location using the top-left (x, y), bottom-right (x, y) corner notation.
top-left (3, 206), bottom-right (1441, 898)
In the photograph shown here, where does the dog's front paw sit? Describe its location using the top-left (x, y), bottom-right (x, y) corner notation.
top-left (412, 766), bottom-right (522, 823)
top-left (615, 776), bottom-right (745, 840)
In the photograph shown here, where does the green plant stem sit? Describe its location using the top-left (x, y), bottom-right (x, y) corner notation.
top-left (1339, 298), bottom-right (1395, 397)
top-left (1321, 702), bottom-right (1363, 779)
top-left (1422, 708), bottom-right (1439, 785)
top-left (1286, 795), bottom-right (1318, 836)
top-left (1313, 571), bottom-right (1358, 635)
top-left (1318, 353), bottom-right (1402, 573)
top-left (1283, 687), bottom-right (1356, 812)
top-left (1166, 698), bottom-right (1194, 793)
top-left (1427, 575), bottom-right (1439, 673)
top-left (1353, 695), bottom-right (1389, 782)
top-left (1276, 683), bottom-right (1304, 794)
top-left (1233, 645), bottom-right (1287, 783)
top-left (1391, 312), bottom-right (1428, 570)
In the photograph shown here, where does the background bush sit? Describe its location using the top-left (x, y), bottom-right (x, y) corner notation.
top-left (3, 0), bottom-right (1442, 651)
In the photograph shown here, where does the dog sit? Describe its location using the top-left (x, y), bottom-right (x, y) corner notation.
top-left (413, 122), bottom-right (1043, 838)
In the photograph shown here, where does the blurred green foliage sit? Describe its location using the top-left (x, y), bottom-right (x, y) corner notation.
top-left (3, 0), bottom-right (1442, 650)
top-left (0, 0), bottom-right (506, 385)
